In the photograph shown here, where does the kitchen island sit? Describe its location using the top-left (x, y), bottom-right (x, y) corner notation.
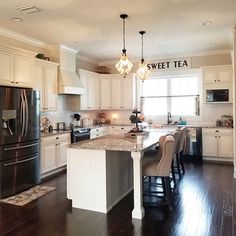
top-left (67, 130), bottom-right (171, 219)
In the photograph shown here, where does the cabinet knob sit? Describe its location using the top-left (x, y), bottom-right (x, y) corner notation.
top-left (215, 136), bottom-right (217, 138)
top-left (56, 137), bottom-right (59, 139)
top-left (214, 80), bottom-right (217, 82)
top-left (215, 130), bottom-right (219, 132)
top-left (11, 81), bottom-right (14, 83)
top-left (218, 80), bottom-right (220, 82)
top-left (15, 81), bottom-right (18, 84)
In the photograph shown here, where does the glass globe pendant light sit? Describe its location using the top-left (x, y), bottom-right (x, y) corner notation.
top-left (115, 14), bottom-right (133, 78)
top-left (136, 31), bottom-right (150, 81)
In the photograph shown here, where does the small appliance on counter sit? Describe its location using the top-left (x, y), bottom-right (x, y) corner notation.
top-left (57, 122), bottom-right (66, 131)
top-left (72, 114), bottom-right (81, 127)
top-left (221, 115), bottom-right (233, 127)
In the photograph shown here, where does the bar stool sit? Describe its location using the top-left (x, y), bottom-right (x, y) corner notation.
top-left (142, 135), bottom-right (175, 210)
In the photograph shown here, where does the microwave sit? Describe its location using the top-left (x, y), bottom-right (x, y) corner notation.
top-left (206, 89), bottom-right (229, 102)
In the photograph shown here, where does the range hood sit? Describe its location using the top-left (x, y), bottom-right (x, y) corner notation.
top-left (58, 70), bottom-right (86, 95)
top-left (54, 45), bottom-right (86, 95)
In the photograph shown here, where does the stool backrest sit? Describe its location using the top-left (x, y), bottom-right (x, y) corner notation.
top-left (156, 135), bottom-right (175, 176)
top-left (178, 127), bottom-right (187, 152)
top-left (170, 131), bottom-right (182, 155)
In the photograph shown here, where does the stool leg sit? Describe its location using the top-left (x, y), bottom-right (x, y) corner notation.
top-left (163, 177), bottom-right (173, 211)
top-left (171, 160), bottom-right (176, 187)
top-left (180, 152), bottom-right (185, 175)
top-left (176, 154), bottom-right (182, 179)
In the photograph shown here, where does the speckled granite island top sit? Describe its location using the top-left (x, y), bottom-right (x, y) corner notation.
top-left (69, 130), bottom-right (170, 152)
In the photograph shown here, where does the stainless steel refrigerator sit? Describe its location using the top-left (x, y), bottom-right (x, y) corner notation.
top-left (0, 86), bottom-right (40, 199)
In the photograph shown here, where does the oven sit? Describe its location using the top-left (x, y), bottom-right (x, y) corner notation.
top-left (71, 127), bottom-right (91, 143)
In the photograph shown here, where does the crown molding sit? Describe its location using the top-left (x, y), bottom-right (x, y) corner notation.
top-left (100, 49), bottom-right (231, 66)
top-left (0, 26), bottom-right (47, 48)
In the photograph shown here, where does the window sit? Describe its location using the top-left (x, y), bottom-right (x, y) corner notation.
top-left (141, 74), bottom-right (199, 116)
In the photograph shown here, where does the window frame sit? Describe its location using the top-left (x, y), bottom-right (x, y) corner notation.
top-left (138, 69), bottom-right (202, 121)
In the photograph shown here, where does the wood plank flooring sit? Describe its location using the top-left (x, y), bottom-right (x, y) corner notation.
top-left (0, 162), bottom-right (235, 236)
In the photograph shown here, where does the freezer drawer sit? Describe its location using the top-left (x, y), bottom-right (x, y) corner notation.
top-left (0, 154), bottom-right (40, 199)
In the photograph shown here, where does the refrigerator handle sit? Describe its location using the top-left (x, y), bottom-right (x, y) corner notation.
top-left (23, 90), bottom-right (29, 136)
top-left (20, 91), bottom-right (26, 136)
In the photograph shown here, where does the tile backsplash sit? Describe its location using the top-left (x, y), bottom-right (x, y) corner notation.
top-left (42, 95), bottom-right (233, 128)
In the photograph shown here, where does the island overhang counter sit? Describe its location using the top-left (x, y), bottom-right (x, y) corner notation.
top-left (67, 131), bottom-right (170, 219)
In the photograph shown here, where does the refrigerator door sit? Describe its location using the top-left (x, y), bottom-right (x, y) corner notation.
top-left (0, 153), bottom-right (40, 198)
top-left (0, 87), bottom-right (40, 146)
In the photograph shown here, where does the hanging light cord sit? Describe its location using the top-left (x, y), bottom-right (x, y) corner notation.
top-left (123, 17), bottom-right (126, 54)
top-left (141, 33), bottom-right (144, 61)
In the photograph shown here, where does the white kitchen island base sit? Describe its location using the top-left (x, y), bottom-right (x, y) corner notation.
top-left (67, 148), bottom-right (133, 213)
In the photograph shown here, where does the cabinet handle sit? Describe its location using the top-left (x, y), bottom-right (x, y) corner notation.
top-left (215, 136), bottom-right (217, 138)
top-left (121, 127), bottom-right (124, 129)
top-left (214, 80), bottom-right (216, 82)
top-left (215, 130), bottom-right (219, 132)
top-left (219, 136), bottom-right (220, 138)
top-left (218, 80), bottom-right (220, 82)
top-left (56, 137), bottom-right (59, 139)
top-left (15, 81), bottom-right (18, 84)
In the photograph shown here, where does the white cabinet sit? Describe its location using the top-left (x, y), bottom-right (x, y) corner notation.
top-left (202, 128), bottom-right (233, 161)
top-left (79, 69), bottom-right (100, 110)
top-left (111, 74), bottom-right (135, 110)
top-left (99, 74), bottom-right (112, 109)
top-left (41, 133), bottom-right (71, 177)
top-left (202, 65), bottom-right (232, 103)
top-left (108, 125), bottom-right (133, 134)
top-left (33, 59), bottom-right (58, 111)
top-left (202, 65), bottom-right (232, 84)
top-left (90, 126), bottom-right (108, 139)
top-left (0, 46), bottom-right (34, 88)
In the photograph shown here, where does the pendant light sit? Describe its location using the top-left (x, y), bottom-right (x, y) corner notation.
top-left (115, 14), bottom-right (133, 78)
top-left (136, 31), bottom-right (150, 81)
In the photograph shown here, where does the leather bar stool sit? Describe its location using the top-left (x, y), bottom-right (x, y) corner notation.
top-left (142, 135), bottom-right (175, 210)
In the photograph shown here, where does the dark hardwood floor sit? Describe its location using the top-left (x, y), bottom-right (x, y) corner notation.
top-left (0, 162), bottom-right (235, 236)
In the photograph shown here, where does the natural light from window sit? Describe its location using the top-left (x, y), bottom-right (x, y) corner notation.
top-left (141, 75), bottom-right (199, 117)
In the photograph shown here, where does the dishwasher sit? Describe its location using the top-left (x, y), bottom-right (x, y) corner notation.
top-left (184, 127), bottom-right (202, 160)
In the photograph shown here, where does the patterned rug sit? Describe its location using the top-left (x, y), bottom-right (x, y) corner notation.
top-left (0, 185), bottom-right (56, 206)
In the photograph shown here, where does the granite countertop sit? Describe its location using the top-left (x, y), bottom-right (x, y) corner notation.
top-left (68, 130), bottom-right (170, 152)
top-left (41, 129), bottom-right (71, 137)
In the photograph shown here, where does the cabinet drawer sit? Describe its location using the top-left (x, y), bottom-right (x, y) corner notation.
top-left (41, 132), bottom-right (71, 143)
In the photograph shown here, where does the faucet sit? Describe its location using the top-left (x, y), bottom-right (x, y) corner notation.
top-left (167, 112), bottom-right (172, 125)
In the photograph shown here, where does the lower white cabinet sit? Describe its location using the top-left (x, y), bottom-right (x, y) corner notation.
top-left (90, 127), bottom-right (108, 139)
top-left (40, 132), bottom-right (71, 177)
top-left (108, 125), bottom-right (133, 134)
top-left (202, 128), bottom-right (233, 161)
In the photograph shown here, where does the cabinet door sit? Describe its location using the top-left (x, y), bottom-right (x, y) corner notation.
top-left (122, 77), bottom-right (134, 109)
top-left (218, 133), bottom-right (233, 158)
top-left (203, 69), bottom-right (217, 83)
top-left (111, 76), bottom-right (122, 109)
top-left (14, 55), bottom-right (32, 87)
top-left (100, 75), bottom-right (112, 109)
top-left (33, 65), bottom-right (44, 110)
top-left (87, 72), bottom-right (100, 110)
top-left (0, 51), bottom-right (13, 86)
top-left (79, 70), bottom-right (88, 110)
top-left (218, 69), bottom-right (232, 83)
top-left (202, 129), bottom-right (218, 156)
top-left (44, 66), bottom-right (58, 111)
top-left (58, 139), bottom-right (70, 167)
top-left (41, 141), bottom-right (57, 174)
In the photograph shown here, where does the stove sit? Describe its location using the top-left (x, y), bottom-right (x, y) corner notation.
top-left (71, 126), bottom-right (91, 143)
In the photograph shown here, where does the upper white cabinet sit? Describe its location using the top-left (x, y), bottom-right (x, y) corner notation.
top-left (0, 45), bottom-right (34, 88)
top-left (99, 74), bottom-right (112, 109)
top-left (79, 69), bottom-right (100, 110)
top-left (202, 65), bottom-right (232, 84)
top-left (33, 59), bottom-right (58, 111)
top-left (202, 128), bottom-right (233, 162)
top-left (111, 74), bottom-right (135, 110)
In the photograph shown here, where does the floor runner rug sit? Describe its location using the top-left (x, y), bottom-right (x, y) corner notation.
top-left (0, 185), bottom-right (56, 206)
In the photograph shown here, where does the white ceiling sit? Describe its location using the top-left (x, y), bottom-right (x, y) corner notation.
top-left (0, 0), bottom-right (235, 62)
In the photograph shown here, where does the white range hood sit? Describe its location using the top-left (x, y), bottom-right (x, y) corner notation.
top-left (55, 45), bottom-right (86, 95)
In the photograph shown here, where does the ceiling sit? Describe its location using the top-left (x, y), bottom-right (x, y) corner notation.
top-left (0, 0), bottom-right (235, 62)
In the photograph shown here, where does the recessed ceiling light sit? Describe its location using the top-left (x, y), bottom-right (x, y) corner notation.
top-left (11, 17), bottom-right (23, 22)
top-left (16, 5), bottom-right (41, 14)
top-left (202, 21), bottom-right (212, 26)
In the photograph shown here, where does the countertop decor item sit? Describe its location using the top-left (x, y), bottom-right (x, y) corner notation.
top-left (115, 14), bottom-right (133, 78)
top-left (136, 31), bottom-right (150, 81)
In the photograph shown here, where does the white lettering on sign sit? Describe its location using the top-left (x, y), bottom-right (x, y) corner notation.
top-left (147, 58), bottom-right (191, 71)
